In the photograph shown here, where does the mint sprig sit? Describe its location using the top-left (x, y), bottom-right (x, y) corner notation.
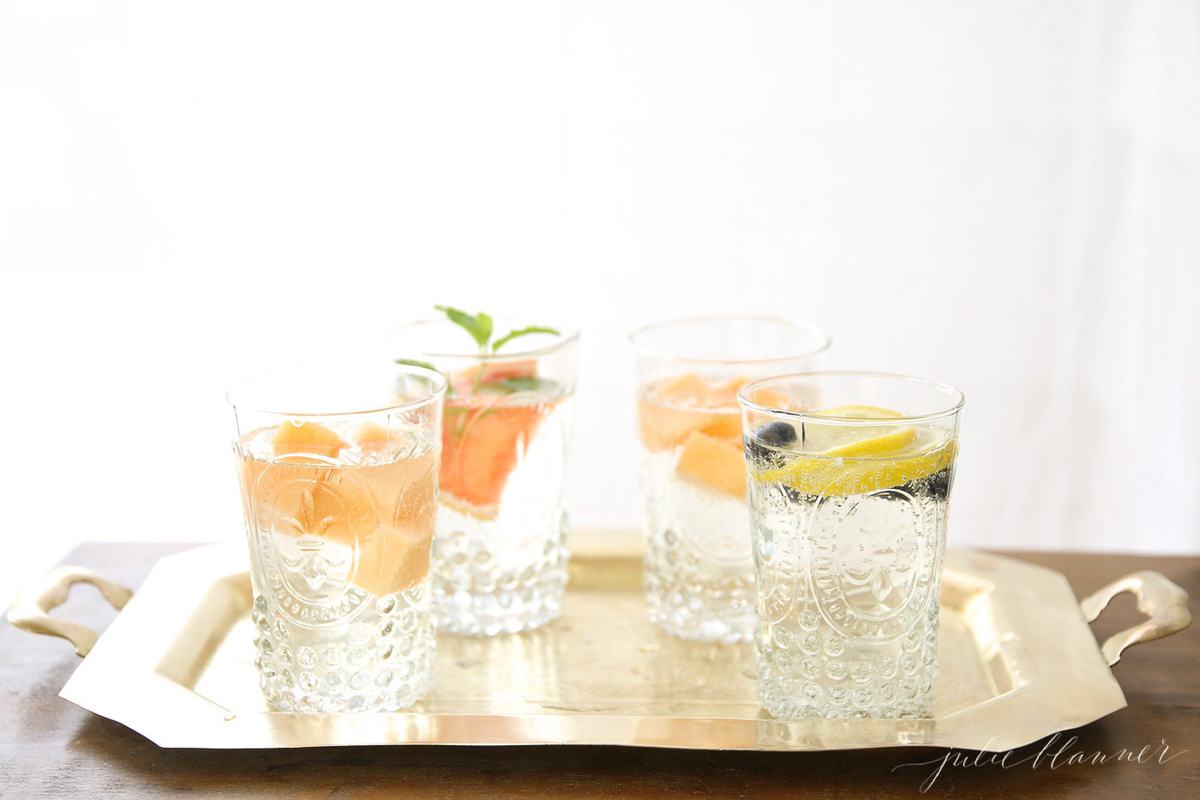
top-left (393, 357), bottom-right (453, 396)
top-left (393, 357), bottom-right (439, 373)
top-left (434, 305), bottom-right (559, 353)
top-left (491, 325), bottom-right (560, 352)
top-left (434, 305), bottom-right (493, 350)
top-left (477, 376), bottom-right (557, 395)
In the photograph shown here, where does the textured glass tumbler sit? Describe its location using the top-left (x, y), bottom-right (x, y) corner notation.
top-left (391, 320), bottom-right (578, 636)
top-left (739, 372), bottom-right (964, 719)
top-left (230, 362), bottom-right (445, 712)
top-left (630, 316), bottom-right (830, 643)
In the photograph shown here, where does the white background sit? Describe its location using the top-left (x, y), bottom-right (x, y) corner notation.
top-left (3, 1), bottom-right (1199, 603)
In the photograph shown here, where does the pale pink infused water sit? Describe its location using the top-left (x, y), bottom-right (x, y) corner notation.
top-left (232, 367), bottom-right (445, 713)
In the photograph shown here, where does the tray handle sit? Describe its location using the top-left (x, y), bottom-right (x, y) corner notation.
top-left (1080, 570), bottom-right (1191, 666)
top-left (6, 566), bottom-right (133, 657)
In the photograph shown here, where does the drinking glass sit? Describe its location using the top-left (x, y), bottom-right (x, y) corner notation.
top-left (630, 316), bottom-right (830, 643)
top-left (738, 372), bottom-right (964, 718)
top-left (391, 320), bottom-right (579, 636)
top-left (229, 361), bottom-right (445, 712)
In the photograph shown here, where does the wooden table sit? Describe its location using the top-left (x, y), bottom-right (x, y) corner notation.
top-left (2, 543), bottom-right (1196, 799)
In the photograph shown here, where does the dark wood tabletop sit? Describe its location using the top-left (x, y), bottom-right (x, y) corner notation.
top-left (2, 543), bottom-right (1196, 799)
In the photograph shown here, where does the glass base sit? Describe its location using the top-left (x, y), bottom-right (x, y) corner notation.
top-left (432, 523), bottom-right (570, 636)
top-left (644, 589), bottom-right (755, 644)
top-left (756, 660), bottom-right (936, 720)
top-left (262, 667), bottom-right (434, 713)
top-left (643, 570), bottom-right (756, 644)
top-left (639, 452), bottom-right (757, 644)
top-left (435, 571), bottom-right (567, 636)
top-left (251, 585), bottom-right (435, 713)
top-left (758, 693), bottom-right (933, 720)
top-left (755, 604), bottom-right (940, 719)
top-left (641, 519), bottom-right (756, 644)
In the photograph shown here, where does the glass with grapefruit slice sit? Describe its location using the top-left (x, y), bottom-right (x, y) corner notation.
top-left (738, 372), bottom-right (964, 719)
top-left (229, 361), bottom-right (446, 712)
top-left (630, 316), bottom-right (830, 643)
top-left (392, 311), bottom-right (578, 636)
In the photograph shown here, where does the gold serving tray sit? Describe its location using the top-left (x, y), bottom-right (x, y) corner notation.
top-left (9, 531), bottom-right (1191, 751)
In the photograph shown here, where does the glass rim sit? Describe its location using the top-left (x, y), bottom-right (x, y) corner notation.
top-left (226, 363), bottom-right (448, 418)
top-left (627, 314), bottom-right (831, 366)
top-left (390, 317), bottom-right (580, 362)
top-left (737, 370), bottom-right (966, 425)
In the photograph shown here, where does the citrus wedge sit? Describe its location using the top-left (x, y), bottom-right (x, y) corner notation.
top-left (821, 427), bottom-right (917, 459)
top-left (638, 373), bottom-right (779, 451)
top-left (797, 405), bottom-right (915, 456)
top-left (240, 446), bottom-right (437, 596)
top-left (810, 405), bottom-right (903, 418)
top-left (753, 406), bottom-right (955, 496)
top-left (439, 398), bottom-right (552, 519)
top-left (272, 421), bottom-right (345, 458)
top-left (755, 439), bottom-right (955, 496)
top-left (676, 430), bottom-right (745, 497)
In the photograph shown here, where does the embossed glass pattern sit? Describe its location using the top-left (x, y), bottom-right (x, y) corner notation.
top-left (739, 372), bottom-right (963, 718)
top-left (630, 316), bottom-right (830, 643)
top-left (390, 320), bottom-right (578, 636)
top-left (229, 362), bottom-right (445, 711)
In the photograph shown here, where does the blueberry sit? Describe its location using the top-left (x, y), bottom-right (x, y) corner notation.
top-left (895, 467), bottom-right (953, 499)
top-left (744, 436), bottom-right (775, 467)
top-left (756, 421), bottom-right (797, 446)
top-left (744, 421), bottom-right (797, 470)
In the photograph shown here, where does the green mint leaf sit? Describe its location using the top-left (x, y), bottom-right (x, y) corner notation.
top-left (393, 358), bottom-right (439, 373)
top-left (434, 305), bottom-right (492, 349)
top-left (497, 376), bottom-right (554, 392)
top-left (476, 312), bottom-right (494, 348)
top-left (477, 376), bottom-right (558, 395)
top-left (492, 325), bottom-right (560, 352)
top-left (393, 358), bottom-right (453, 396)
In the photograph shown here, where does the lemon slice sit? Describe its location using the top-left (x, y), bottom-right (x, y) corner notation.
top-left (821, 427), bottom-right (916, 458)
top-left (810, 405), bottom-right (903, 419)
top-left (799, 405), bottom-right (916, 457)
top-left (753, 406), bottom-right (955, 496)
top-left (755, 438), bottom-right (955, 497)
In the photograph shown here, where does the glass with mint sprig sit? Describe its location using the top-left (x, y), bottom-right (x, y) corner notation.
top-left (390, 306), bottom-right (579, 636)
top-left (395, 306), bottom-right (561, 397)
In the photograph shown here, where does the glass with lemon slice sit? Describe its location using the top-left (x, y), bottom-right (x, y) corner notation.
top-left (738, 372), bottom-right (964, 719)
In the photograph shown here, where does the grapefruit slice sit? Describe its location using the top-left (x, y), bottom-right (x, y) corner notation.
top-left (477, 359), bottom-right (538, 382)
top-left (638, 373), bottom-right (736, 451)
top-left (448, 359), bottom-right (539, 395)
top-left (356, 421), bottom-right (391, 451)
top-left (341, 454), bottom-right (437, 593)
top-left (272, 421), bottom-right (345, 458)
top-left (676, 430), bottom-right (746, 497)
top-left (240, 445), bottom-right (437, 596)
top-left (439, 397), bottom-right (551, 519)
